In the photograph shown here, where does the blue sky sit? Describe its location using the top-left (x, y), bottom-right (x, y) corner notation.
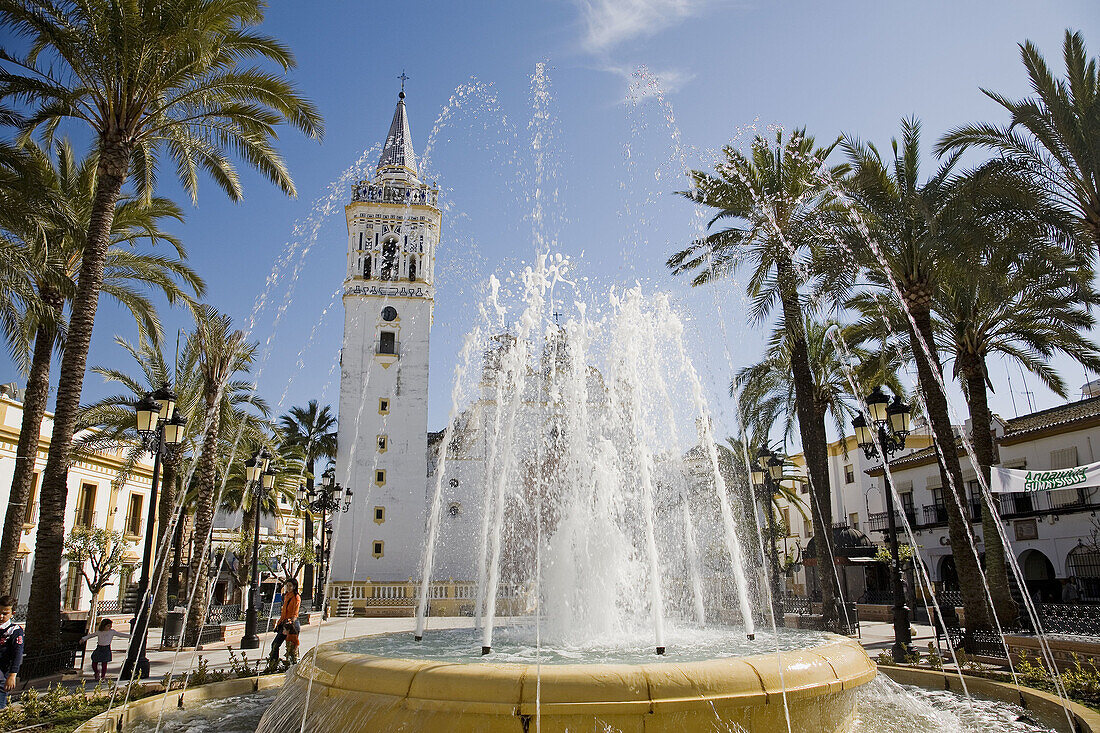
top-left (3, 0), bottom-right (1098, 447)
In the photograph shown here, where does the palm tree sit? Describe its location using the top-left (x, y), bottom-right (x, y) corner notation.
top-left (217, 439), bottom-right (304, 603)
top-left (840, 118), bottom-right (1047, 630)
top-left (936, 30), bottom-right (1100, 259)
top-left (277, 401), bottom-right (336, 601)
top-left (668, 128), bottom-right (850, 627)
top-left (0, 0), bottom-right (322, 651)
top-left (936, 243), bottom-right (1100, 625)
top-left (0, 139), bottom-right (203, 596)
top-left (77, 329), bottom-right (268, 625)
top-left (736, 317), bottom-right (907, 448)
top-left (183, 306), bottom-right (262, 644)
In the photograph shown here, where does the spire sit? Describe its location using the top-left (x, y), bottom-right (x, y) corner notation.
top-left (377, 73), bottom-right (416, 176)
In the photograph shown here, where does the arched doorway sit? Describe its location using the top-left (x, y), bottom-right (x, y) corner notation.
top-left (939, 555), bottom-right (959, 591)
top-left (1020, 549), bottom-right (1057, 602)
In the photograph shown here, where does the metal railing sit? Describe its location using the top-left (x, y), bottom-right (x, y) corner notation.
top-left (998, 488), bottom-right (1100, 517)
top-left (95, 600), bottom-right (122, 615)
top-left (205, 603), bottom-right (242, 625)
top-left (867, 510), bottom-right (917, 533)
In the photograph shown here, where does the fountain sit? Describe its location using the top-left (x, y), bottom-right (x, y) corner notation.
top-left (237, 266), bottom-right (879, 733)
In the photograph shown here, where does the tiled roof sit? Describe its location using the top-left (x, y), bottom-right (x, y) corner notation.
top-left (377, 92), bottom-right (417, 174)
top-left (1001, 395), bottom-right (1100, 440)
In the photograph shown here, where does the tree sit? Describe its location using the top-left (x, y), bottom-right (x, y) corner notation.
top-left (277, 401), bottom-right (336, 599)
top-left (0, 139), bottom-right (202, 596)
top-left (267, 537), bottom-right (314, 585)
top-left (183, 306), bottom-right (262, 645)
top-left (77, 329), bottom-right (268, 625)
top-left (217, 439), bottom-right (302, 603)
top-left (63, 526), bottom-right (132, 631)
top-left (935, 242), bottom-right (1100, 625)
top-left (0, 0), bottom-right (322, 654)
top-left (668, 128), bottom-right (850, 628)
top-left (841, 118), bottom-right (1042, 630)
top-left (937, 30), bottom-right (1100, 260)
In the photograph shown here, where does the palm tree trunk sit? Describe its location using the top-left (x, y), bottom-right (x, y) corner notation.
top-left (906, 301), bottom-right (990, 630)
top-left (961, 358), bottom-right (1018, 627)
top-left (150, 460), bottom-right (178, 627)
top-left (0, 315), bottom-right (55, 594)
top-left (26, 140), bottom-right (130, 655)
top-left (184, 398), bottom-right (222, 645)
top-left (302, 459), bottom-right (314, 602)
top-left (776, 258), bottom-right (840, 627)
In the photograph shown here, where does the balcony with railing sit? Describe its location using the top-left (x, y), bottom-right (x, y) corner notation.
top-left (867, 510), bottom-right (918, 533)
top-left (998, 487), bottom-right (1100, 517)
top-left (922, 503), bottom-right (949, 527)
top-left (352, 183), bottom-right (438, 207)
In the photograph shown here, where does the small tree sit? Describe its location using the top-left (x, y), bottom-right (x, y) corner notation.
top-left (267, 538), bottom-right (314, 584)
top-left (63, 527), bottom-right (132, 630)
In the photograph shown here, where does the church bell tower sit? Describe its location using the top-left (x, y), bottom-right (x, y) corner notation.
top-left (331, 84), bottom-right (441, 582)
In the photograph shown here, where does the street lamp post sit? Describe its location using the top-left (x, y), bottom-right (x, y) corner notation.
top-left (240, 449), bottom-right (275, 650)
top-left (298, 468), bottom-right (351, 617)
top-left (853, 386), bottom-right (913, 662)
top-left (751, 447), bottom-right (787, 627)
top-left (120, 386), bottom-right (185, 680)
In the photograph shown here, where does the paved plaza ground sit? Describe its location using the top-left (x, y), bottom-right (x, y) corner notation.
top-left (30, 616), bottom-right (946, 690)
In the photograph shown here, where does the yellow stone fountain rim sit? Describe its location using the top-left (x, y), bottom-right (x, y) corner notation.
top-left (295, 634), bottom-right (877, 718)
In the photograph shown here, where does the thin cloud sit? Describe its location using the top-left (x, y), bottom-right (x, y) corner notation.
top-left (604, 64), bottom-right (695, 103)
top-left (574, 0), bottom-right (707, 52)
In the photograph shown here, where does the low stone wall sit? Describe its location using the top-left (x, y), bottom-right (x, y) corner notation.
top-left (73, 674), bottom-right (285, 733)
top-left (1006, 634), bottom-right (1100, 671)
top-left (879, 665), bottom-right (1100, 733)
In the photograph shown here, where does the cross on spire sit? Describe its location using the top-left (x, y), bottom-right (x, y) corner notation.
top-left (399, 70), bottom-right (410, 97)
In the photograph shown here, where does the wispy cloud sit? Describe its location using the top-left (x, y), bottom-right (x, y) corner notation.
top-left (574, 0), bottom-right (708, 53)
top-left (604, 64), bottom-right (695, 103)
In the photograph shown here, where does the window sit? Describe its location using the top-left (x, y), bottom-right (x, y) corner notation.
top-left (1050, 446), bottom-right (1082, 508)
top-left (379, 331), bottom-right (396, 355)
top-left (377, 435), bottom-right (388, 452)
top-left (372, 540), bottom-right (384, 558)
top-left (375, 470), bottom-right (386, 485)
top-left (780, 507), bottom-right (791, 535)
top-left (381, 306), bottom-right (398, 322)
top-left (803, 518), bottom-right (813, 537)
top-left (380, 239), bottom-right (399, 280)
top-left (23, 473), bottom-right (39, 525)
top-left (75, 483), bottom-right (97, 527)
top-left (844, 464), bottom-right (855, 484)
top-left (408, 257), bottom-right (417, 281)
top-left (900, 491), bottom-right (914, 513)
top-left (448, 502), bottom-right (461, 517)
top-left (849, 512), bottom-right (859, 529)
top-left (374, 506), bottom-right (385, 524)
top-left (125, 494), bottom-right (144, 536)
top-left (378, 398), bottom-right (389, 415)
top-left (363, 255), bottom-right (371, 278)
top-left (64, 562), bottom-right (82, 609)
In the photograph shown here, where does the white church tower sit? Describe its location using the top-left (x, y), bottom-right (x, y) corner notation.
top-left (331, 84), bottom-right (441, 582)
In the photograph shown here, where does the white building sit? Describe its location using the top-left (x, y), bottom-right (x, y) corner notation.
top-left (869, 395), bottom-right (1100, 603)
top-left (774, 392), bottom-right (1100, 606)
top-left (330, 88), bottom-right (442, 582)
top-left (0, 388), bottom-right (156, 613)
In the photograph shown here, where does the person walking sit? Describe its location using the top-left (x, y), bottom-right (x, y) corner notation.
top-left (0, 595), bottom-right (24, 709)
top-left (268, 579), bottom-right (301, 665)
top-left (81, 618), bottom-right (130, 682)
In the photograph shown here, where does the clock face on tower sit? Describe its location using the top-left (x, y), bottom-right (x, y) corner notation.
top-left (381, 306), bottom-right (398, 322)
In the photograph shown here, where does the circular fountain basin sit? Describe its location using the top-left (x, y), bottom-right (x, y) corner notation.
top-left (260, 628), bottom-right (877, 732)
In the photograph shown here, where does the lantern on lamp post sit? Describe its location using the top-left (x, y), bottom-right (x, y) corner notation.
top-left (853, 386), bottom-right (913, 662)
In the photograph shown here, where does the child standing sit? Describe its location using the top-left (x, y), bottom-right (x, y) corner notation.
top-left (81, 618), bottom-right (130, 682)
top-left (0, 595), bottom-right (23, 709)
top-left (268, 578), bottom-right (301, 665)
